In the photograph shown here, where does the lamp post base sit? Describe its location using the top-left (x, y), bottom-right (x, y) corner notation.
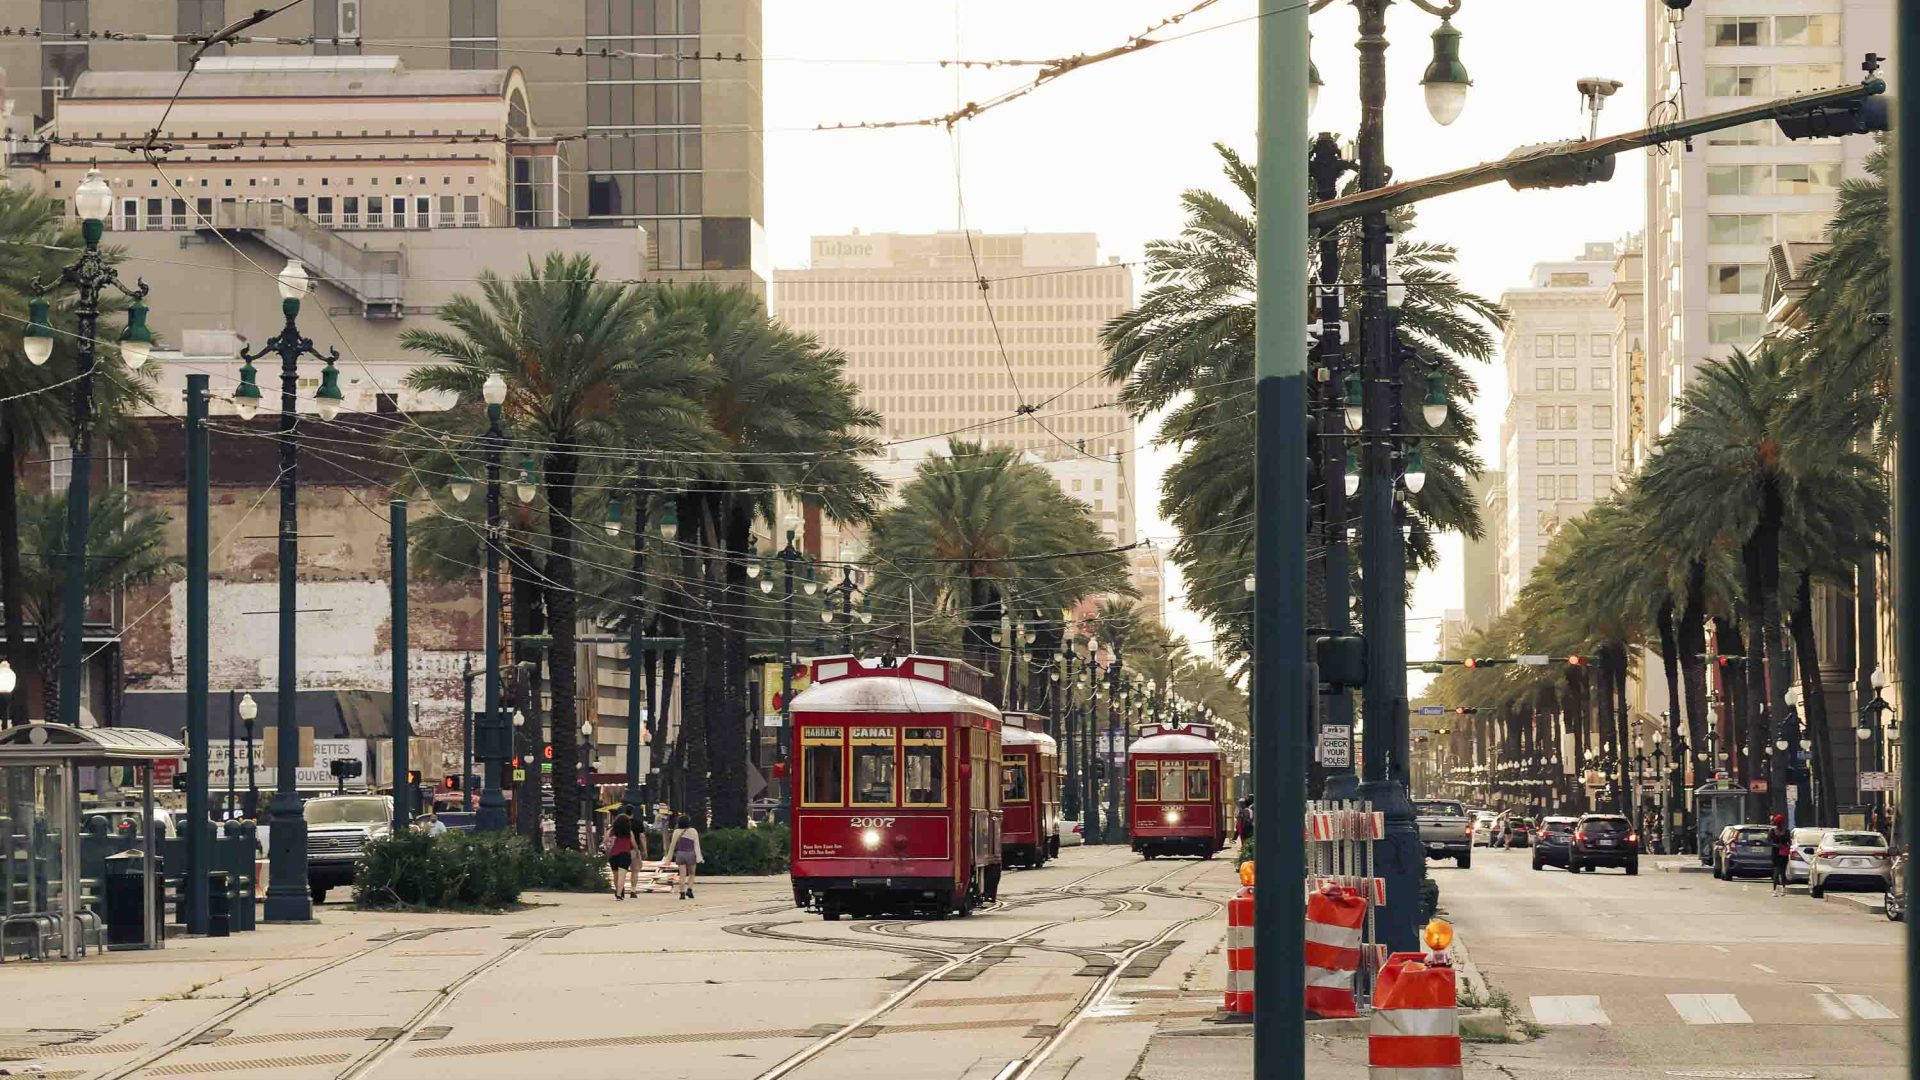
top-left (262, 790), bottom-right (313, 922)
top-left (476, 786), bottom-right (509, 832)
top-left (1356, 778), bottom-right (1420, 953)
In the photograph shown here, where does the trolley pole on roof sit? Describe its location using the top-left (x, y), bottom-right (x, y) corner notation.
top-left (1891, 4), bottom-right (1920, 1074)
top-left (1252, 4), bottom-right (1310, 1077)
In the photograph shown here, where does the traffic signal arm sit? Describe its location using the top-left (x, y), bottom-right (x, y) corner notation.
top-left (1309, 76), bottom-right (1885, 229)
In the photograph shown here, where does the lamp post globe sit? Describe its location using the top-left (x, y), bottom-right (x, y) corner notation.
top-left (482, 372), bottom-right (508, 407)
top-left (74, 168), bottom-right (113, 223)
top-left (22, 297), bottom-right (53, 366)
top-left (0, 660), bottom-right (16, 697)
top-left (276, 259), bottom-right (312, 302)
top-left (238, 693), bottom-right (258, 723)
top-left (1419, 19), bottom-right (1471, 125)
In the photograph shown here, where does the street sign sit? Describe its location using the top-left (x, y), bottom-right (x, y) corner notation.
top-left (1517, 654), bottom-right (1549, 666)
top-left (512, 768), bottom-right (526, 782)
top-left (1860, 770), bottom-right (1896, 792)
top-left (1416, 705), bottom-right (1445, 716)
top-left (1320, 724), bottom-right (1352, 768)
top-left (1410, 726), bottom-right (1430, 739)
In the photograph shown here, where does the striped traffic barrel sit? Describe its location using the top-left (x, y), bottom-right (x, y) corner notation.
top-left (1368, 951), bottom-right (1461, 1079)
top-left (1304, 884), bottom-right (1366, 1019)
top-left (1223, 885), bottom-right (1254, 1018)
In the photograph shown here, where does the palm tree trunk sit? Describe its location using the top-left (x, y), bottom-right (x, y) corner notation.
top-left (1756, 485), bottom-right (1791, 818)
top-left (710, 496), bottom-right (751, 829)
top-left (1613, 644), bottom-right (1633, 815)
top-left (1560, 677), bottom-right (1586, 813)
top-left (1658, 604), bottom-right (1685, 847)
top-left (1717, 618), bottom-right (1746, 782)
top-left (0, 417), bottom-right (27, 725)
top-left (675, 494), bottom-right (711, 828)
top-left (1789, 573), bottom-right (1839, 827)
top-left (1739, 535), bottom-right (1770, 797)
top-left (544, 451), bottom-right (582, 849)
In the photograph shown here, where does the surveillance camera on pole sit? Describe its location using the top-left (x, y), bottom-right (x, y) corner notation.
top-left (1577, 77), bottom-right (1624, 140)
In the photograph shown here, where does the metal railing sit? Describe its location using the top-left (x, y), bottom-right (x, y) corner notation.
top-left (210, 201), bottom-right (405, 317)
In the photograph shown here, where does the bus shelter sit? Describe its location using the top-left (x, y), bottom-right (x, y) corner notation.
top-left (1, 723), bottom-right (183, 958)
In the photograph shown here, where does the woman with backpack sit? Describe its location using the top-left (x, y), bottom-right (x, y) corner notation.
top-left (604, 814), bottom-right (638, 899)
top-left (667, 814), bottom-right (704, 899)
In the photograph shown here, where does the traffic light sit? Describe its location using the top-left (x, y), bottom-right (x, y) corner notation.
top-left (1462, 657), bottom-right (1514, 669)
top-left (1566, 654), bottom-right (1586, 667)
top-left (330, 758), bottom-right (364, 780)
top-left (442, 775), bottom-right (458, 792)
top-left (1776, 95), bottom-right (1888, 141)
top-left (1453, 707), bottom-right (1478, 715)
top-left (1314, 634), bottom-right (1367, 689)
top-left (1504, 140), bottom-right (1617, 191)
top-left (542, 743), bottom-right (554, 762)
top-left (406, 769), bottom-right (422, 786)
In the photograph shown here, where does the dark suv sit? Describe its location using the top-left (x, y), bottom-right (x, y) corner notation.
top-left (1568, 813), bottom-right (1640, 875)
top-left (1531, 816), bottom-right (1578, 870)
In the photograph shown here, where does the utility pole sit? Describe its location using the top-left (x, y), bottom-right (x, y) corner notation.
top-left (1891, 7), bottom-right (1919, 1072)
top-left (461, 655), bottom-right (474, 812)
top-left (184, 374), bottom-right (210, 935)
top-left (621, 470), bottom-right (649, 818)
top-left (1311, 132), bottom-right (1355, 797)
top-left (476, 374), bottom-right (510, 831)
top-left (390, 499), bottom-right (410, 832)
top-left (1252, 3), bottom-right (1310, 1072)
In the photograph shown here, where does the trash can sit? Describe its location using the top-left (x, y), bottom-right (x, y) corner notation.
top-left (222, 822), bottom-right (256, 932)
top-left (103, 850), bottom-right (163, 947)
top-left (207, 871), bottom-right (232, 938)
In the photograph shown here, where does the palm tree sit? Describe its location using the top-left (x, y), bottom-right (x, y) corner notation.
top-left (402, 253), bottom-right (714, 848)
top-left (866, 439), bottom-right (1130, 697)
top-left (19, 487), bottom-right (174, 713)
top-left (1101, 143), bottom-right (1502, 665)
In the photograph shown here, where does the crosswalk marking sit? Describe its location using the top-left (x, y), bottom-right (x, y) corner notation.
top-left (1813, 993), bottom-right (1855, 1021)
top-left (1667, 993), bottom-right (1753, 1025)
top-left (1838, 995), bottom-right (1898, 1021)
top-left (1529, 996), bottom-right (1611, 1026)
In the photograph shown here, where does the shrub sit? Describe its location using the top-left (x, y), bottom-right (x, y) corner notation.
top-left (699, 825), bottom-right (789, 876)
top-left (520, 845), bottom-right (608, 892)
top-left (354, 831), bottom-right (528, 910)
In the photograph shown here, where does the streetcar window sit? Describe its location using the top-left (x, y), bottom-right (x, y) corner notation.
top-left (1134, 762), bottom-right (1159, 801)
top-left (1187, 764), bottom-right (1211, 801)
top-left (904, 741), bottom-right (945, 806)
top-left (1002, 762), bottom-right (1030, 803)
top-left (1160, 764), bottom-right (1186, 802)
top-left (851, 729), bottom-right (898, 806)
top-left (801, 729), bottom-right (844, 807)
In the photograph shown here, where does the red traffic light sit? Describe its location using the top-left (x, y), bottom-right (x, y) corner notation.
top-left (1463, 658), bottom-right (1479, 669)
top-left (542, 743), bottom-right (554, 761)
top-left (442, 775), bottom-right (457, 791)
top-left (1567, 654), bottom-right (1586, 666)
top-left (509, 755), bottom-right (521, 769)
top-left (406, 769), bottom-right (422, 785)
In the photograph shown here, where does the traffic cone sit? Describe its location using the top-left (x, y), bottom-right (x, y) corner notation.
top-left (1304, 884), bottom-right (1366, 1019)
top-left (1223, 885), bottom-right (1254, 1018)
top-left (1368, 951), bottom-right (1462, 1079)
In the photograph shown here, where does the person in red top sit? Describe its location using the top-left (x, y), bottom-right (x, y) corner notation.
top-left (1769, 813), bottom-right (1792, 897)
top-left (605, 813), bottom-right (638, 900)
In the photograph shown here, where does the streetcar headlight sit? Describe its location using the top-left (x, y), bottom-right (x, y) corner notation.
top-left (1164, 810), bottom-right (1181, 825)
top-left (862, 828), bottom-right (882, 850)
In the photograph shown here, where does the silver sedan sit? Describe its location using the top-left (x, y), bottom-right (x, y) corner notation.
top-left (1808, 830), bottom-right (1892, 897)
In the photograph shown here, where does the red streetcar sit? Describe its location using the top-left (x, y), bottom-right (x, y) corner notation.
top-left (1128, 722), bottom-right (1229, 859)
top-left (788, 654), bottom-right (1003, 919)
top-left (1000, 712), bottom-right (1062, 868)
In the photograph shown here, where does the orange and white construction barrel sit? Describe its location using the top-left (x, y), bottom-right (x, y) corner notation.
top-left (1368, 951), bottom-right (1461, 1079)
top-left (1223, 885), bottom-right (1254, 1018)
top-left (1304, 884), bottom-right (1366, 1019)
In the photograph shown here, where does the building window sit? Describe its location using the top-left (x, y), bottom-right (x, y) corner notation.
top-left (1710, 264), bottom-right (1766, 296)
top-left (49, 438), bottom-right (71, 493)
top-left (1593, 439), bottom-right (1613, 465)
top-left (1556, 334), bottom-right (1576, 357)
top-left (1776, 163), bottom-right (1841, 196)
top-left (1775, 64), bottom-right (1844, 95)
top-left (1707, 165), bottom-right (1771, 197)
top-left (1706, 121), bottom-right (1773, 147)
top-left (1591, 366), bottom-right (1612, 391)
top-left (1777, 212), bottom-right (1828, 243)
top-left (1548, 272), bottom-right (1591, 287)
top-left (1593, 404), bottom-right (1613, 429)
top-left (1596, 473), bottom-right (1617, 495)
top-left (1559, 439), bottom-right (1577, 465)
top-left (1707, 313), bottom-right (1768, 346)
top-left (1532, 333), bottom-right (1553, 357)
top-left (40, 0), bottom-right (89, 127)
top-left (1536, 441), bottom-right (1555, 466)
top-left (1708, 214), bottom-right (1772, 246)
top-left (1558, 405), bottom-right (1578, 429)
top-left (1557, 367), bottom-right (1576, 391)
top-left (1590, 335), bottom-right (1611, 358)
top-left (1776, 15), bottom-right (1839, 47)
top-left (1536, 475), bottom-right (1555, 500)
top-left (449, 0), bottom-right (500, 69)
top-left (1705, 65), bottom-right (1771, 97)
top-left (1533, 368), bottom-right (1554, 391)
top-left (584, 0), bottom-right (708, 266)
top-left (1559, 475), bottom-right (1579, 501)
top-left (1535, 406), bottom-right (1555, 431)
top-left (313, 0), bottom-right (362, 56)
top-left (1706, 17), bottom-right (1767, 47)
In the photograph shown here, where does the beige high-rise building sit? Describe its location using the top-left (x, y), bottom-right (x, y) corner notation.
top-left (2, 0), bottom-right (764, 280)
top-left (773, 231), bottom-right (1138, 545)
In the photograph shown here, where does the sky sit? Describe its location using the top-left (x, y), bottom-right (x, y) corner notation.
top-left (761, 1), bottom-right (1649, 670)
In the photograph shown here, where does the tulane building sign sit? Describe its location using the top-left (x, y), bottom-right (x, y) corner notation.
top-left (812, 234), bottom-right (890, 268)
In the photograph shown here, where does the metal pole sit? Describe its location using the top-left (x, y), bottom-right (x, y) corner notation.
top-left (780, 531), bottom-right (797, 821)
top-left (1106, 658), bottom-right (1124, 844)
top-left (477, 404), bottom-right (508, 830)
top-left (56, 221), bottom-right (103, 731)
top-left (462, 655), bottom-right (474, 812)
top-left (623, 472), bottom-right (648, 815)
top-left (262, 297), bottom-right (311, 922)
top-left (184, 374), bottom-right (210, 935)
top-left (1085, 660), bottom-right (1101, 844)
top-left (227, 690), bottom-right (236, 817)
top-left (390, 499), bottom-right (410, 831)
top-left (1254, 1), bottom-right (1309, 1073)
top-left (1890, 9), bottom-right (1920, 1071)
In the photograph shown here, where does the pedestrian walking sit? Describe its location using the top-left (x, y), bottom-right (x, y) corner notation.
top-left (605, 813), bottom-right (638, 899)
top-left (667, 814), bottom-right (703, 899)
top-left (1235, 796), bottom-right (1254, 846)
top-left (1769, 812), bottom-right (1791, 896)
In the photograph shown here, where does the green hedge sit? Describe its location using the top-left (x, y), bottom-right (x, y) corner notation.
top-left (698, 825), bottom-right (788, 876)
top-left (354, 832), bottom-right (613, 910)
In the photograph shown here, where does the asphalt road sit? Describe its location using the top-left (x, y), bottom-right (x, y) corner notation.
top-left (1440, 845), bottom-right (1906, 1079)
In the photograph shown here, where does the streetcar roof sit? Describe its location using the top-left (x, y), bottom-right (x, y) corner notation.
top-left (1002, 725), bottom-right (1058, 751)
top-left (1128, 732), bottom-right (1223, 754)
top-left (790, 668), bottom-right (1001, 721)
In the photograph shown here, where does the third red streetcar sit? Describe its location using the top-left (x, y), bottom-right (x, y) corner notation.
top-left (999, 712), bottom-right (1061, 868)
top-left (1127, 722), bottom-right (1229, 859)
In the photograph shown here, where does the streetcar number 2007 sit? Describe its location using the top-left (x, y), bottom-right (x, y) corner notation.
top-left (850, 817), bottom-right (897, 828)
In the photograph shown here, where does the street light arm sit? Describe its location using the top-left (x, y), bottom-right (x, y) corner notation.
top-left (1404, 0), bottom-right (1462, 15)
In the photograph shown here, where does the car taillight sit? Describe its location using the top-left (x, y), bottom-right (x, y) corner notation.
top-left (1626, 832), bottom-right (1639, 844)
top-left (1575, 831), bottom-right (1588, 843)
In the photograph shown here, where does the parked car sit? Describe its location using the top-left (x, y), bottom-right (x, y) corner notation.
top-left (1886, 852), bottom-right (1905, 922)
top-left (1712, 824), bottom-right (1775, 880)
top-left (1808, 830), bottom-right (1892, 898)
top-left (1059, 818), bottom-right (1086, 848)
top-left (304, 794), bottom-right (393, 904)
top-left (1567, 813), bottom-right (1639, 874)
top-left (1786, 827), bottom-right (1827, 884)
top-left (1471, 811), bottom-right (1500, 848)
top-left (1531, 816), bottom-right (1578, 870)
top-left (1505, 817), bottom-right (1535, 849)
top-left (1415, 800), bottom-right (1473, 868)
